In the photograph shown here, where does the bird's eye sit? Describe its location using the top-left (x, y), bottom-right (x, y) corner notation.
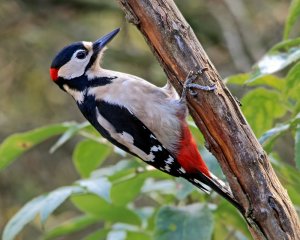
top-left (76, 51), bottom-right (87, 59)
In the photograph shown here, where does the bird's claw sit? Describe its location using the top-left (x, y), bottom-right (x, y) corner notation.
top-left (181, 68), bottom-right (216, 102)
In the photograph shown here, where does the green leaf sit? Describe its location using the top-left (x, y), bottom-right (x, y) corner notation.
top-left (270, 155), bottom-right (300, 205)
top-left (40, 186), bottom-right (83, 224)
top-left (107, 223), bottom-right (152, 240)
top-left (200, 147), bottom-right (224, 178)
top-left (187, 119), bottom-right (204, 145)
top-left (3, 181), bottom-right (111, 239)
top-left (109, 223), bottom-right (152, 240)
top-left (174, 178), bottom-right (194, 200)
top-left (247, 75), bottom-right (285, 90)
top-left (250, 41), bottom-right (300, 81)
top-left (83, 229), bottom-right (109, 240)
top-left (0, 122), bottom-right (75, 170)
top-left (241, 88), bottom-right (286, 136)
top-left (215, 200), bottom-right (250, 239)
top-left (76, 177), bottom-right (112, 202)
top-left (45, 215), bottom-right (100, 240)
top-left (154, 204), bottom-right (213, 240)
top-left (126, 231), bottom-right (151, 240)
top-left (142, 179), bottom-right (176, 195)
top-left (107, 230), bottom-right (127, 240)
top-left (285, 62), bottom-right (300, 100)
top-left (91, 160), bottom-right (139, 178)
top-left (111, 174), bottom-right (147, 206)
top-left (2, 195), bottom-right (46, 240)
top-left (50, 121), bottom-right (90, 153)
top-left (259, 123), bottom-right (290, 146)
top-left (111, 223), bottom-right (140, 231)
top-left (225, 73), bottom-right (249, 85)
top-left (259, 113), bottom-right (300, 151)
top-left (132, 207), bottom-right (155, 227)
top-left (225, 73), bottom-right (284, 91)
top-left (272, 38), bottom-right (300, 51)
top-left (73, 139), bottom-right (112, 178)
top-left (284, 0), bottom-right (300, 40)
top-left (295, 125), bottom-right (300, 169)
top-left (71, 194), bottom-right (141, 225)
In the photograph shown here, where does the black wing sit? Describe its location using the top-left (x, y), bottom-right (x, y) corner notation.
top-left (89, 99), bottom-right (184, 177)
top-left (79, 98), bottom-right (240, 204)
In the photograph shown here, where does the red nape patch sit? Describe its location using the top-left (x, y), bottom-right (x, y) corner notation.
top-left (177, 123), bottom-right (210, 177)
top-left (50, 68), bottom-right (58, 81)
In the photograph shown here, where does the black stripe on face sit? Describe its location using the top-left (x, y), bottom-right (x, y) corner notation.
top-left (51, 42), bottom-right (86, 69)
top-left (56, 75), bottom-right (116, 92)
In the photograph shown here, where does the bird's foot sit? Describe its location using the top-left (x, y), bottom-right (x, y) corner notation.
top-left (180, 68), bottom-right (216, 102)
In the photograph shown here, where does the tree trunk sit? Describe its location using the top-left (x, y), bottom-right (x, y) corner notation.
top-left (117, 0), bottom-right (300, 239)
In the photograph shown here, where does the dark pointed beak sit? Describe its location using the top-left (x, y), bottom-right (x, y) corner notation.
top-left (93, 28), bottom-right (120, 53)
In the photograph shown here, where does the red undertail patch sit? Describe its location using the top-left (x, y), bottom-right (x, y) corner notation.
top-left (177, 122), bottom-right (210, 177)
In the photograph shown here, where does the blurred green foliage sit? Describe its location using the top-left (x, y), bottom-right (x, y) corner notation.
top-left (1, 0), bottom-right (300, 239)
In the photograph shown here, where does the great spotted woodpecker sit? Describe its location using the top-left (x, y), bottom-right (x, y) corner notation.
top-left (50, 28), bottom-right (242, 212)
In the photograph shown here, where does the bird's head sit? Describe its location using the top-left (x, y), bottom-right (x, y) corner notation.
top-left (50, 28), bottom-right (120, 87)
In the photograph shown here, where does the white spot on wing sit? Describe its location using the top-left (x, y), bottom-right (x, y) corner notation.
top-left (164, 165), bottom-right (171, 172)
top-left (143, 152), bottom-right (155, 162)
top-left (165, 156), bottom-right (174, 164)
top-left (150, 145), bottom-right (162, 152)
top-left (150, 134), bottom-right (157, 139)
top-left (179, 167), bottom-right (186, 174)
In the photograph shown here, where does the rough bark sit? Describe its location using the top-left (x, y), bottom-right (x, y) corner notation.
top-left (117, 0), bottom-right (300, 239)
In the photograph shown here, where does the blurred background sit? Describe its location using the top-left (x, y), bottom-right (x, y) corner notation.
top-left (0, 0), bottom-right (296, 239)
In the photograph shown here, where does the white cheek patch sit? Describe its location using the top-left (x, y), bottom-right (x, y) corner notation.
top-left (58, 60), bottom-right (85, 79)
top-left (58, 51), bottom-right (93, 79)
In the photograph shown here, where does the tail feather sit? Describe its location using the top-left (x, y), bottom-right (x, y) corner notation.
top-left (187, 171), bottom-right (244, 214)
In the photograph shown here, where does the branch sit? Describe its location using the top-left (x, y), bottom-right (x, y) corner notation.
top-left (117, 0), bottom-right (300, 239)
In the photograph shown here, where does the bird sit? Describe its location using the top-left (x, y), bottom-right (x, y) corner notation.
top-left (50, 28), bottom-right (243, 212)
